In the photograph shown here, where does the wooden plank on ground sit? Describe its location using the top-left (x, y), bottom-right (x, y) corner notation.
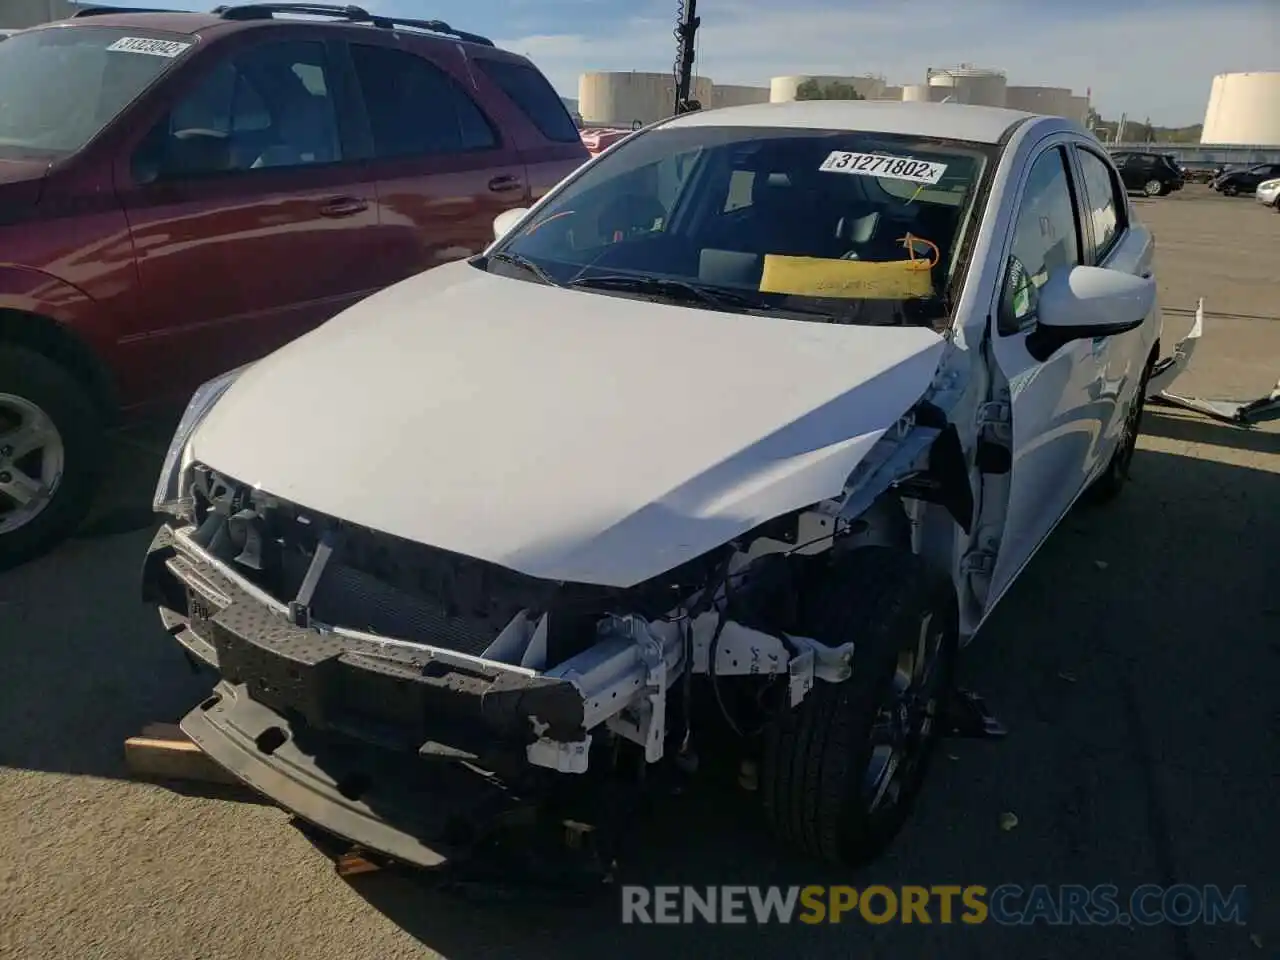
top-left (124, 725), bottom-right (241, 786)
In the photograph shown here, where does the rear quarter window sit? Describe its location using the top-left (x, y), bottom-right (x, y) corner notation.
top-left (477, 58), bottom-right (580, 143)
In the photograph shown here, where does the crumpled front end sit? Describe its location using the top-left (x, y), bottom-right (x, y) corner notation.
top-left (142, 463), bottom-right (864, 867)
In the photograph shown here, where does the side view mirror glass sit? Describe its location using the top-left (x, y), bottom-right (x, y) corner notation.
top-left (492, 206), bottom-right (529, 241)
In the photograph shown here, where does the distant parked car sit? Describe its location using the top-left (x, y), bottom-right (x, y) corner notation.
top-left (1255, 177), bottom-right (1280, 211)
top-left (1111, 152), bottom-right (1184, 197)
top-left (1212, 163), bottom-right (1280, 196)
top-left (0, 3), bottom-right (587, 570)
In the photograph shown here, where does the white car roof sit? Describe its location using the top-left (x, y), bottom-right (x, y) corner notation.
top-left (661, 100), bottom-right (1041, 145)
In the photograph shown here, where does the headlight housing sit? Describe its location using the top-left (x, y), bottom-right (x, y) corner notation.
top-left (152, 364), bottom-right (251, 518)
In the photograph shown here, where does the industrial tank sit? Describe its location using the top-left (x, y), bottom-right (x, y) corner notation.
top-left (770, 75), bottom-right (885, 102)
top-left (1069, 95), bottom-right (1090, 125)
top-left (926, 66), bottom-right (1007, 107)
top-left (578, 72), bottom-right (713, 128)
top-left (710, 84), bottom-right (770, 109)
top-left (1004, 86), bottom-right (1075, 117)
top-left (902, 84), bottom-right (945, 103)
top-left (1201, 72), bottom-right (1280, 146)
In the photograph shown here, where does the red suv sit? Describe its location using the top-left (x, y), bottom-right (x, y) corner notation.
top-left (0, 3), bottom-right (587, 568)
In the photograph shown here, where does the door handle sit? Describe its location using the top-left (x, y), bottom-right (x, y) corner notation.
top-left (319, 196), bottom-right (369, 218)
top-left (488, 175), bottom-right (522, 193)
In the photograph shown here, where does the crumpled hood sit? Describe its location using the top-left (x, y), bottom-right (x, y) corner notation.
top-left (190, 261), bottom-right (946, 587)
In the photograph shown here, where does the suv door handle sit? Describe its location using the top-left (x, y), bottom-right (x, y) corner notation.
top-left (318, 196), bottom-right (369, 218)
top-left (488, 175), bottom-right (522, 193)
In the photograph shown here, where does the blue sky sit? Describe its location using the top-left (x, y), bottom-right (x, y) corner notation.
top-left (164, 0), bottom-right (1276, 125)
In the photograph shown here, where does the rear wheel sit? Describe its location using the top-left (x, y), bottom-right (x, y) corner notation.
top-left (0, 347), bottom-right (106, 570)
top-left (761, 547), bottom-right (958, 865)
top-left (1142, 179), bottom-right (1164, 197)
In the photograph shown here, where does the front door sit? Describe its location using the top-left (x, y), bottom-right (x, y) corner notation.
top-left (116, 36), bottom-right (381, 401)
top-left (986, 140), bottom-right (1102, 605)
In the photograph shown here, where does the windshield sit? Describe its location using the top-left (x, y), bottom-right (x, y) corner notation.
top-left (487, 124), bottom-right (993, 327)
top-left (0, 26), bottom-right (193, 159)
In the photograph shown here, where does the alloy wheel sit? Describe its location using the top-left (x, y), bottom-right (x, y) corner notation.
top-left (1143, 179), bottom-right (1162, 197)
top-left (863, 613), bottom-right (947, 814)
top-left (0, 394), bottom-right (65, 535)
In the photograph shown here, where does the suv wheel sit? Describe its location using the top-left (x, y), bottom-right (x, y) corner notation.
top-left (0, 347), bottom-right (106, 570)
top-left (761, 546), bottom-right (959, 865)
top-left (1142, 179), bottom-right (1164, 197)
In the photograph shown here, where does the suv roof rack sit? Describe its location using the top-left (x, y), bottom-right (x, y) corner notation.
top-left (71, 5), bottom-right (188, 16)
top-left (210, 3), bottom-right (495, 46)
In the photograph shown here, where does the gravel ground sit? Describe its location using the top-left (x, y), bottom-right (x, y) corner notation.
top-left (1, 186), bottom-right (1277, 960)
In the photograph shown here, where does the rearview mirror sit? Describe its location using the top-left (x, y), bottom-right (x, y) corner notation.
top-left (492, 206), bottom-right (529, 241)
top-left (1026, 265), bottom-right (1154, 360)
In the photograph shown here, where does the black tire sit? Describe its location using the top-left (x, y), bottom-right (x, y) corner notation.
top-left (0, 346), bottom-right (106, 571)
top-left (1221, 183), bottom-right (1239, 197)
top-left (1088, 355), bottom-right (1153, 504)
top-left (761, 546), bottom-right (959, 865)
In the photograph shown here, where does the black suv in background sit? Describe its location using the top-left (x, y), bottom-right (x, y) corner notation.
top-left (1110, 152), bottom-right (1185, 197)
top-left (1212, 162), bottom-right (1280, 196)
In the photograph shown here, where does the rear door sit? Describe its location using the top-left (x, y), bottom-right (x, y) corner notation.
top-left (344, 39), bottom-right (528, 284)
top-left (469, 56), bottom-right (590, 203)
top-left (116, 34), bottom-right (381, 398)
top-left (1070, 142), bottom-right (1155, 467)
top-left (985, 138), bottom-right (1102, 605)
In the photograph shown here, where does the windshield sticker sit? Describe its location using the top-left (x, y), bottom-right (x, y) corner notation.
top-left (819, 151), bottom-right (948, 185)
top-left (106, 37), bottom-right (193, 58)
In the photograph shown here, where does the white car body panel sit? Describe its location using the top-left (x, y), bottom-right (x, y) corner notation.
top-left (189, 260), bottom-right (946, 588)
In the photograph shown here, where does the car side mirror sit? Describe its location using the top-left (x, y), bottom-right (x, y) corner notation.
top-left (492, 206), bottom-right (529, 241)
top-left (1026, 265), bottom-right (1154, 361)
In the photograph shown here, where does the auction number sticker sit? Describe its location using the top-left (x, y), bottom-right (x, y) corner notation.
top-left (106, 36), bottom-right (193, 58)
top-left (819, 151), bottom-right (948, 185)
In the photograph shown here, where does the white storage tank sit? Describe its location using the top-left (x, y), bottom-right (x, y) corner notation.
top-left (1004, 86), bottom-right (1075, 117)
top-left (1201, 72), bottom-right (1280, 146)
top-left (877, 85), bottom-right (903, 101)
top-left (770, 75), bottom-right (885, 102)
top-left (710, 84), bottom-right (770, 109)
top-left (1069, 95), bottom-right (1090, 125)
top-left (902, 83), bottom-right (945, 103)
top-left (578, 72), bottom-right (713, 128)
top-left (926, 65), bottom-right (1007, 107)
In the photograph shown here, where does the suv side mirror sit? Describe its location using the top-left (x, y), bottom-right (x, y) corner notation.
top-left (1026, 264), bottom-right (1154, 360)
top-left (492, 206), bottom-right (529, 241)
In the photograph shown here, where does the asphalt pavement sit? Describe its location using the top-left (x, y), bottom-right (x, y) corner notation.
top-left (1, 186), bottom-right (1276, 960)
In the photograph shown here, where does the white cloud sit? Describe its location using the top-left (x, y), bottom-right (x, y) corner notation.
top-left (498, 0), bottom-right (1280, 125)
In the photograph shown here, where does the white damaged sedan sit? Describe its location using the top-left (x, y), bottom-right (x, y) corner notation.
top-left (143, 100), bottom-right (1197, 869)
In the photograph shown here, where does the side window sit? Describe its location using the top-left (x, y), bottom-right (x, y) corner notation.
top-left (476, 58), bottom-right (580, 144)
top-left (136, 40), bottom-right (341, 180)
top-left (1076, 148), bottom-right (1126, 263)
top-left (998, 147), bottom-right (1081, 336)
top-left (350, 45), bottom-right (497, 158)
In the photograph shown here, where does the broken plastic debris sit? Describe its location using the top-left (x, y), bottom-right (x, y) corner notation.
top-left (1094, 560), bottom-right (1109, 570)
top-left (1250, 933), bottom-right (1263, 949)
top-left (1057, 671), bottom-right (1077, 683)
top-left (738, 759), bottom-right (759, 792)
top-left (998, 812), bottom-right (1019, 831)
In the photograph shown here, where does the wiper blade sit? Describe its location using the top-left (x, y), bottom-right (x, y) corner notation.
top-left (488, 251), bottom-right (562, 287)
top-left (568, 274), bottom-right (768, 311)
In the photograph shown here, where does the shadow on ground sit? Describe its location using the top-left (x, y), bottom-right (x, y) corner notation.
top-left (1, 417), bottom-right (1275, 959)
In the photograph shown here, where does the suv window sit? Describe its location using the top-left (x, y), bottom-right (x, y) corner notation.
top-left (350, 45), bottom-right (496, 157)
top-left (137, 39), bottom-right (341, 178)
top-left (1076, 147), bottom-right (1125, 262)
top-left (999, 146), bottom-right (1080, 335)
top-left (476, 58), bottom-right (580, 144)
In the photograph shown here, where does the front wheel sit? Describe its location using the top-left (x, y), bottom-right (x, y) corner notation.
top-left (0, 347), bottom-right (106, 570)
top-left (1221, 183), bottom-right (1239, 197)
top-left (1088, 357), bottom-right (1152, 503)
top-left (1143, 179), bottom-right (1164, 197)
top-left (761, 547), bottom-right (959, 865)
